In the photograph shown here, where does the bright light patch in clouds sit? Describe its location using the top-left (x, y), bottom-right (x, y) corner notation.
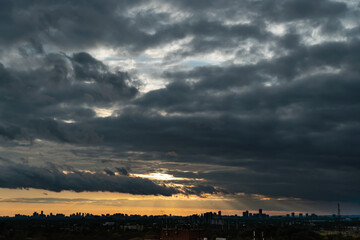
top-left (266, 23), bottom-right (287, 36)
top-left (145, 37), bottom-right (194, 59)
top-left (132, 172), bottom-right (200, 182)
top-left (88, 47), bottom-right (119, 62)
top-left (93, 107), bottom-right (115, 118)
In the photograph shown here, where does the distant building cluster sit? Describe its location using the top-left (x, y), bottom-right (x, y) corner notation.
top-left (11, 209), bottom-right (327, 222)
top-left (242, 209), bottom-right (269, 219)
top-left (3, 207), bottom-right (360, 240)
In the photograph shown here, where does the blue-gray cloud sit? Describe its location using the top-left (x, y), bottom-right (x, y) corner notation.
top-left (0, 0), bottom-right (360, 209)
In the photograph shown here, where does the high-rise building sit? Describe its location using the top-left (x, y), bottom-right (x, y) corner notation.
top-left (242, 210), bottom-right (249, 217)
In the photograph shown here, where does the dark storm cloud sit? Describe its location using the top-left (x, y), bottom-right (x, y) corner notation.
top-left (0, 161), bottom-right (178, 196)
top-left (0, 51), bottom-right (137, 142)
top-left (0, 125), bottom-right (22, 140)
top-left (150, 39), bottom-right (360, 111)
top-left (0, 0), bottom-right (350, 60)
top-left (183, 185), bottom-right (227, 196)
top-left (259, 0), bottom-right (348, 21)
top-left (0, 0), bottom-right (145, 49)
top-left (198, 167), bottom-right (360, 202)
top-left (0, 0), bottom-right (293, 55)
top-left (84, 37), bottom-right (360, 201)
top-left (1, 0), bottom-right (360, 206)
top-left (0, 0), bottom-right (246, 53)
top-left (162, 21), bottom-right (269, 62)
top-left (171, 0), bottom-right (348, 20)
top-left (116, 167), bottom-right (130, 176)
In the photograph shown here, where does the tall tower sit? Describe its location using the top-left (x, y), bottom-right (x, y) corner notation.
top-left (337, 202), bottom-right (342, 234)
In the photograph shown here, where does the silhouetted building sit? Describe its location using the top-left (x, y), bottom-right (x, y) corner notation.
top-left (243, 210), bottom-right (249, 218)
top-left (204, 212), bottom-right (213, 224)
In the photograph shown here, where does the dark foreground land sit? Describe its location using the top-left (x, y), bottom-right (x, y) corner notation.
top-left (0, 214), bottom-right (359, 240)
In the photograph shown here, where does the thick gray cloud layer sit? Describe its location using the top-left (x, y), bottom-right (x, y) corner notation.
top-left (0, 159), bottom-right (177, 196)
top-left (1, 0), bottom-right (360, 209)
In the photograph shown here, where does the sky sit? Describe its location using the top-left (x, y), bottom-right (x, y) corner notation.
top-left (0, 0), bottom-right (360, 216)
